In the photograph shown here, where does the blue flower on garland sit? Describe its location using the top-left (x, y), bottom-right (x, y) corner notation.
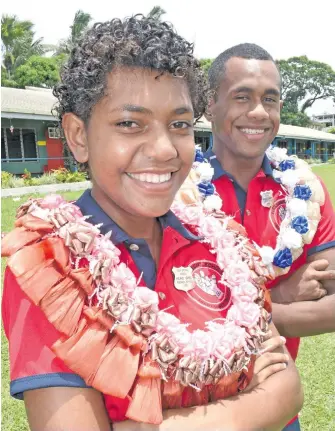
top-left (279, 159), bottom-right (295, 171)
top-left (195, 149), bottom-right (204, 163)
top-left (198, 181), bottom-right (215, 196)
top-left (293, 184), bottom-right (312, 200)
top-left (291, 216), bottom-right (309, 234)
top-left (273, 248), bottom-right (293, 268)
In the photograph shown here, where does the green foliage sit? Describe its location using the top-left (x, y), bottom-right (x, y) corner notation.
top-left (1, 171), bottom-right (14, 188)
top-left (13, 55), bottom-right (60, 88)
top-left (55, 10), bottom-right (92, 55)
top-left (21, 169), bottom-right (38, 186)
top-left (147, 6), bottom-right (166, 21)
top-left (1, 171), bottom-right (24, 188)
top-left (1, 14), bottom-right (47, 78)
top-left (327, 158), bottom-right (335, 164)
top-left (280, 108), bottom-right (312, 127)
top-left (277, 56), bottom-right (335, 114)
top-left (52, 167), bottom-right (86, 183)
top-left (305, 158), bottom-right (322, 165)
top-left (328, 127), bottom-right (335, 134)
top-left (1, 168), bottom-right (87, 189)
top-left (200, 58), bottom-right (213, 74)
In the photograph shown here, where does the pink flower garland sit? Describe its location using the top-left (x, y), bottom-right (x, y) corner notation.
top-left (20, 161), bottom-right (270, 387)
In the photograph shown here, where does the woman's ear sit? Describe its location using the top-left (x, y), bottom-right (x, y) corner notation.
top-left (62, 113), bottom-right (89, 163)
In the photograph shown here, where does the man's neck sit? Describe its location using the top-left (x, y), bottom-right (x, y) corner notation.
top-left (212, 143), bottom-right (264, 191)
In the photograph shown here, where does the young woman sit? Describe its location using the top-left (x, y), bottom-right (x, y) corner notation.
top-left (2, 15), bottom-right (302, 431)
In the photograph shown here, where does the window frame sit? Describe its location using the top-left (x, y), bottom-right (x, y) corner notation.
top-left (1, 127), bottom-right (39, 162)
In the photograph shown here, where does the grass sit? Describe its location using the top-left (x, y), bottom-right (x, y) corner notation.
top-left (1, 166), bottom-right (335, 430)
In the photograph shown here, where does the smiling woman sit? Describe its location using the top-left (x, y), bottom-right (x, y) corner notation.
top-left (2, 14), bottom-right (302, 431)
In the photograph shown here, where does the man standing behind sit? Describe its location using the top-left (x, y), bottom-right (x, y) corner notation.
top-left (205, 43), bottom-right (335, 431)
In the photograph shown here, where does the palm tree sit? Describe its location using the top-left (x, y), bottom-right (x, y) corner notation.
top-left (56, 10), bottom-right (92, 55)
top-left (1, 15), bottom-right (46, 78)
top-left (147, 6), bottom-right (166, 21)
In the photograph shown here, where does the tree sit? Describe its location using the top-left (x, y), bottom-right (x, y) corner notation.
top-left (147, 6), bottom-right (166, 21)
top-left (1, 14), bottom-right (46, 78)
top-left (200, 58), bottom-right (213, 74)
top-left (13, 56), bottom-right (61, 88)
top-left (278, 56), bottom-right (335, 126)
top-left (56, 10), bottom-right (92, 55)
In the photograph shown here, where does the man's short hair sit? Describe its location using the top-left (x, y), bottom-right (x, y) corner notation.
top-left (208, 43), bottom-right (277, 92)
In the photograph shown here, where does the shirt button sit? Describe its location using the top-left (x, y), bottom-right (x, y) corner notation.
top-left (129, 244), bottom-right (139, 251)
top-left (246, 209), bottom-right (251, 216)
top-left (158, 292), bottom-right (166, 300)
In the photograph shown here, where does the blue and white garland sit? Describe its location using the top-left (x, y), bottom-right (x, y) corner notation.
top-left (259, 146), bottom-right (325, 275)
top-left (186, 146), bottom-right (325, 277)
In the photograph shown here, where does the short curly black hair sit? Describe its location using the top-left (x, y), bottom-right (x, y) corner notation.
top-left (53, 14), bottom-right (208, 124)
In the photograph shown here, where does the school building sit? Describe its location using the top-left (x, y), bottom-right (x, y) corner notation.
top-left (2, 87), bottom-right (335, 175)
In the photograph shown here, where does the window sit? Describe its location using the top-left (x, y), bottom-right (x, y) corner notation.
top-left (1, 129), bottom-right (7, 160)
top-left (1, 128), bottom-right (38, 162)
top-left (22, 129), bottom-right (37, 159)
top-left (48, 127), bottom-right (62, 139)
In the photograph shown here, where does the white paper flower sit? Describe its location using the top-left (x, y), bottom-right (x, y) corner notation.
top-left (306, 179), bottom-right (325, 205)
top-left (306, 201), bottom-right (321, 221)
top-left (280, 228), bottom-right (303, 249)
top-left (258, 246), bottom-right (276, 265)
top-left (295, 167), bottom-right (315, 181)
top-left (287, 198), bottom-right (308, 217)
top-left (293, 158), bottom-right (309, 170)
top-left (196, 162), bottom-right (214, 182)
top-left (280, 169), bottom-right (300, 189)
top-left (302, 220), bottom-right (319, 244)
top-left (272, 169), bottom-right (283, 182)
top-left (267, 147), bottom-right (288, 164)
top-left (203, 194), bottom-right (222, 211)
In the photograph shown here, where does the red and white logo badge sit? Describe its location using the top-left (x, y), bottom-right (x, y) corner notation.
top-left (173, 260), bottom-right (232, 311)
top-left (269, 196), bottom-right (287, 233)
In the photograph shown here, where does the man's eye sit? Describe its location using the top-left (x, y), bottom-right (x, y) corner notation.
top-left (116, 121), bottom-right (139, 128)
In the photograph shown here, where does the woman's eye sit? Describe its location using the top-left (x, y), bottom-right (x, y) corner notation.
top-left (171, 121), bottom-right (192, 129)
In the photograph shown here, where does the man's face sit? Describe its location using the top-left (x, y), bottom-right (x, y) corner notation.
top-left (209, 57), bottom-right (282, 160)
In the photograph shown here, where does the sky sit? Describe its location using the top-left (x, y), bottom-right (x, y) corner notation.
top-left (2, 0), bottom-right (335, 115)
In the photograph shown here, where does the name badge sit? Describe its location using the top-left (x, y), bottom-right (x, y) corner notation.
top-left (172, 267), bottom-right (194, 292)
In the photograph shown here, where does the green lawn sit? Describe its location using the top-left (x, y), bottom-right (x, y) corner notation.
top-left (2, 167), bottom-right (335, 430)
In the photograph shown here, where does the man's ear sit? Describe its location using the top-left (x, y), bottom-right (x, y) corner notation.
top-left (205, 95), bottom-right (216, 122)
top-left (62, 113), bottom-right (89, 163)
top-left (280, 100), bottom-right (284, 111)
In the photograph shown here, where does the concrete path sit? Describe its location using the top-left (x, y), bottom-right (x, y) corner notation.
top-left (2, 181), bottom-right (91, 197)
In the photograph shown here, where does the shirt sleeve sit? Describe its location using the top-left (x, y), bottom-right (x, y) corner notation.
top-left (306, 177), bottom-right (335, 256)
top-left (2, 268), bottom-right (89, 400)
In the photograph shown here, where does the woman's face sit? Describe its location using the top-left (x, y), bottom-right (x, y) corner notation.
top-left (64, 67), bottom-right (196, 218)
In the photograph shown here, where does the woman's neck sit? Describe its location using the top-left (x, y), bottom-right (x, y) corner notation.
top-left (91, 186), bottom-right (159, 240)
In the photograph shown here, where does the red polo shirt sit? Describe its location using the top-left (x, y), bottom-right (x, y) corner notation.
top-left (206, 150), bottom-right (335, 361)
top-left (2, 190), bottom-right (259, 423)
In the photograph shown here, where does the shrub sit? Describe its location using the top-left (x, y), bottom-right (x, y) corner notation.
top-left (52, 168), bottom-right (86, 183)
top-left (1, 171), bottom-right (14, 188)
top-left (22, 169), bottom-right (38, 186)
